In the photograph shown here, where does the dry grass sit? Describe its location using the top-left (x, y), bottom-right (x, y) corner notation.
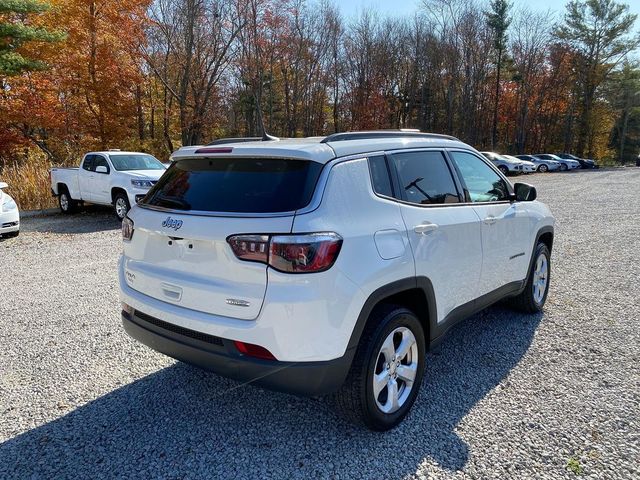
top-left (0, 155), bottom-right (57, 211)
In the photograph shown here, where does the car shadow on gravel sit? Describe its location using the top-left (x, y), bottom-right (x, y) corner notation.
top-left (0, 307), bottom-right (542, 479)
top-left (22, 207), bottom-right (120, 235)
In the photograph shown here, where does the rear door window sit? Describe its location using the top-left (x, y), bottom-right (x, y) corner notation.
top-left (143, 157), bottom-right (323, 213)
top-left (389, 151), bottom-right (460, 205)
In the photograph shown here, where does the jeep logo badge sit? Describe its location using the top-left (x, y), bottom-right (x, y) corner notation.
top-left (162, 216), bottom-right (183, 231)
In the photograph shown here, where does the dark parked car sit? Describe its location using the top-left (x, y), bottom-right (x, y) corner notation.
top-left (556, 153), bottom-right (598, 169)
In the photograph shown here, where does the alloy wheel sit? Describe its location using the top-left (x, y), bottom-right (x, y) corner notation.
top-left (373, 327), bottom-right (419, 414)
top-left (60, 193), bottom-right (69, 211)
top-left (532, 253), bottom-right (548, 304)
top-left (115, 198), bottom-right (128, 219)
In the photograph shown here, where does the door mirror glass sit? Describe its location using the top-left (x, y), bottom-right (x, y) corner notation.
top-left (514, 183), bottom-right (537, 201)
top-left (95, 165), bottom-right (109, 174)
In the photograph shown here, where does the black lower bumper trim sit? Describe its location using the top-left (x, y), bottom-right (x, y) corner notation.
top-left (122, 311), bottom-right (353, 397)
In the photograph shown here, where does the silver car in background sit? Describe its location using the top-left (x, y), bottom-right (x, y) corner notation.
top-left (535, 154), bottom-right (580, 171)
top-left (515, 155), bottom-right (561, 173)
top-left (481, 151), bottom-right (524, 175)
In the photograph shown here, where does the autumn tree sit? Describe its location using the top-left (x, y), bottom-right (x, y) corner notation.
top-left (146, 0), bottom-right (246, 147)
top-left (556, 0), bottom-right (640, 157)
top-left (0, 0), bottom-right (64, 75)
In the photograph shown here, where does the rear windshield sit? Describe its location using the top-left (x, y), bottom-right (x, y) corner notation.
top-left (142, 157), bottom-right (323, 213)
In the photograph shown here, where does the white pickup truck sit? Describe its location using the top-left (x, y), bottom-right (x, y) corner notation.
top-left (50, 151), bottom-right (166, 220)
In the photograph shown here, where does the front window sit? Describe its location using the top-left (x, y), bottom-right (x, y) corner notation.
top-left (450, 151), bottom-right (510, 203)
top-left (109, 154), bottom-right (165, 171)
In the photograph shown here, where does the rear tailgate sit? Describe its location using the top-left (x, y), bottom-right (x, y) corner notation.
top-left (122, 155), bottom-right (324, 320)
top-left (123, 209), bottom-right (293, 320)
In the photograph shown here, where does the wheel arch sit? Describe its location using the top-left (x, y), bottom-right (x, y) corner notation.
top-left (524, 225), bottom-right (554, 284)
top-left (538, 228), bottom-right (554, 253)
top-left (57, 182), bottom-right (68, 196)
top-left (347, 277), bottom-right (437, 354)
top-left (111, 186), bottom-right (128, 205)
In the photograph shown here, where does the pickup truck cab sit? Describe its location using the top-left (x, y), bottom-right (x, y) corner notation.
top-left (50, 151), bottom-right (166, 220)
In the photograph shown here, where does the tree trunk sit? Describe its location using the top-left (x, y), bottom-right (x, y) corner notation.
top-left (491, 48), bottom-right (502, 150)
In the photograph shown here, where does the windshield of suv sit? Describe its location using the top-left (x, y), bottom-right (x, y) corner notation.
top-left (142, 157), bottom-right (323, 213)
top-left (109, 154), bottom-right (165, 171)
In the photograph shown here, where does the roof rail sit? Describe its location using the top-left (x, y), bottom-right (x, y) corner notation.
top-left (320, 130), bottom-right (459, 143)
top-left (207, 137), bottom-right (262, 146)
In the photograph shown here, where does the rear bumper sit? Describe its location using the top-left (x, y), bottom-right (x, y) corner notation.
top-left (122, 309), bottom-right (353, 397)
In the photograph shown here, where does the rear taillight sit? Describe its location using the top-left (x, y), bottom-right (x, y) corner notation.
top-left (122, 216), bottom-right (134, 241)
top-left (227, 232), bottom-right (342, 273)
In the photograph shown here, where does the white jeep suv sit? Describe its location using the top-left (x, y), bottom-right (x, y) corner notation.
top-left (119, 131), bottom-right (554, 430)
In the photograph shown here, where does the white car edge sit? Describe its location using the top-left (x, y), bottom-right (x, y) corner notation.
top-left (0, 182), bottom-right (20, 238)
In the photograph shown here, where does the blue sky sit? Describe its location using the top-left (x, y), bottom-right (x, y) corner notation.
top-left (337, 0), bottom-right (640, 22)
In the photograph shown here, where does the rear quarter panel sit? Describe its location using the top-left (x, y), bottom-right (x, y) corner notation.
top-left (51, 168), bottom-right (81, 199)
top-left (289, 158), bottom-right (415, 358)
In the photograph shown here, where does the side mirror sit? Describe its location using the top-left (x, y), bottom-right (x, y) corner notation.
top-left (514, 182), bottom-right (537, 202)
top-left (95, 165), bottom-right (109, 174)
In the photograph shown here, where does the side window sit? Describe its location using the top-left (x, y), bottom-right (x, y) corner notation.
top-left (93, 155), bottom-right (110, 173)
top-left (390, 151), bottom-right (460, 205)
top-left (368, 155), bottom-right (393, 197)
top-left (450, 151), bottom-right (510, 203)
top-left (82, 155), bottom-right (94, 172)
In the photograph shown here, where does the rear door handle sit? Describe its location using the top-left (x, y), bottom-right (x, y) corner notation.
top-left (413, 222), bottom-right (438, 235)
top-left (483, 216), bottom-right (497, 225)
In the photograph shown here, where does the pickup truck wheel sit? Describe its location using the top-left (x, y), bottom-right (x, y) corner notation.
top-left (509, 242), bottom-right (551, 313)
top-left (331, 306), bottom-right (425, 431)
top-left (58, 190), bottom-right (77, 214)
top-left (114, 193), bottom-right (130, 221)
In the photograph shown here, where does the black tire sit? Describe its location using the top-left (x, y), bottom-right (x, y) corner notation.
top-left (538, 164), bottom-right (548, 173)
top-left (498, 165), bottom-right (509, 175)
top-left (560, 163), bottom-right (568, 171)
top-left (509, 242), bottom-right (551, 313)
top-left (3, 230), bottom-right (19, 238)
top-left (58, 188), bottom-right (77, 214)
top-left (331, 306), bottom-right (426, 431)
top-left (113, 192), bottom-right (130, 221)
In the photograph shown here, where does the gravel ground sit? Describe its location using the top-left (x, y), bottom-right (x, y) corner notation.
top-left (1, 169), bottom-right (639, 479)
